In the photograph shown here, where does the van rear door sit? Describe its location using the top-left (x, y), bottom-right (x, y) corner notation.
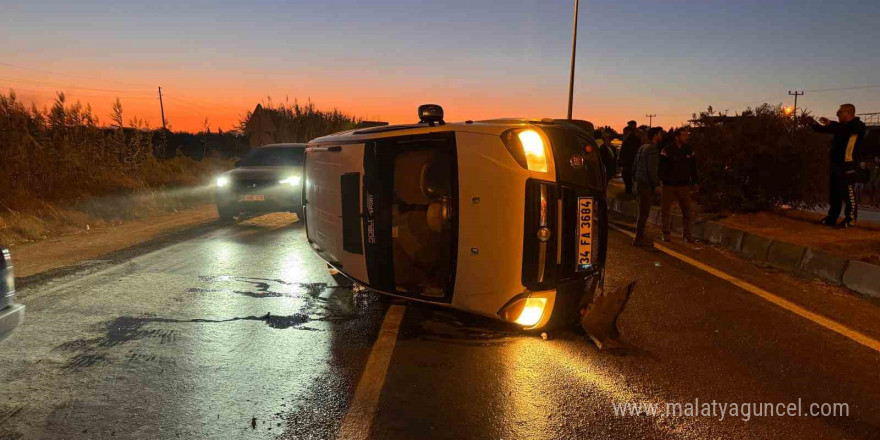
top-left (304, 144), bottom-right (369, 284)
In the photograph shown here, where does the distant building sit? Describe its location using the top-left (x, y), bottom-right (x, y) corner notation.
top-left (244, 104), bottom-right (277, 148)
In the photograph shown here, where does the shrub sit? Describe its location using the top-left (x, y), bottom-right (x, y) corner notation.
top-left (689, 104), bottom-right (829, 212)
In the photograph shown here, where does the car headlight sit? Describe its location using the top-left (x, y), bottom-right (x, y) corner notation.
top-left (279, 176), bottom-right (302, 187)
top-left (501, 129), bottom-right (549, 173)
top-left (216, 176), bottom-right (230, 188)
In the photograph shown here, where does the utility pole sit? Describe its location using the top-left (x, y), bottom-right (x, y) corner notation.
top-left (566, 0), bottom-right (579, 120)
top-left (788, 90), bottom-right (803, 118)
top-left (158, 86), bottom-right (167, 130)
top-left (645, 113), bottom-right (657, 128)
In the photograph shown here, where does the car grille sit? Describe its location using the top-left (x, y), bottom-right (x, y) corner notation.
top-left (522, 180), bottom-right (607, 290)
top-left (233, 179), bottom-right (276, 192)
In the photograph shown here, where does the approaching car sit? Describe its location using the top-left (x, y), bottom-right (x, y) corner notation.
top-left (215, 143), bottom-right (306, 220)
top-left (303, 105), bottom-right (610, 331)
top-left (0, 248), bottom-right (24, 342)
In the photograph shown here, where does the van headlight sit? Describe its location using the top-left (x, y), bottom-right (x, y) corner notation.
top-left (279, 176), bottom-right (302, 187)
top-left (216, 176), bottom-right (230, 188)
top-left (501, 129), bottom-right (549, 173)
top-left (499, 292), bottom-right (554, 329)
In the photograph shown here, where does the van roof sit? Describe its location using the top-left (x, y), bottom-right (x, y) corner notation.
top-left (309, 118), bottom-right (594, 144)
top-left (256, 143), bottom-right (306, 149)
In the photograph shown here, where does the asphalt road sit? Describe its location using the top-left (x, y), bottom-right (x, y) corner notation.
top-left (1, 213), bottom-right (879, 439)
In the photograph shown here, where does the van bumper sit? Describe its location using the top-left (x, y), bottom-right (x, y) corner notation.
top-left (496, 268), bottom-right (602, 330)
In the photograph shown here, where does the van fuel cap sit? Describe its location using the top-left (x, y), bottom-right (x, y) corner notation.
top-left (418, 104), bottom-right (445, 126)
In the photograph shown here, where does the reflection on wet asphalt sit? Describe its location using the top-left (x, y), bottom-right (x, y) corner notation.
top-left (1, 215), bottom-right (388, 440)
top-left (1, 213), bottom-right (879, 439)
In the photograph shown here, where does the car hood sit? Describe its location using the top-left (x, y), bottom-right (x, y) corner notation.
top-left (224, 166), bottom-right (301, 181)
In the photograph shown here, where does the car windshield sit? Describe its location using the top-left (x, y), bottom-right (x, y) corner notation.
top-left (238, 147), bottom-right (304, 167)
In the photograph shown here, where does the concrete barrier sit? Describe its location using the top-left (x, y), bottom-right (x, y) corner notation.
top-left (702, 221), bottom-right (725, 244)
top-left (607, 194), bottom-right (880, 299)
top-left (842, 261), bottom-right (880, 299)
top-left (720, 227), bottom-right (745, 252)
top-left (800, 248), bottom-right (849, 285)
top-left (767, 241), bottom-right (808, 269)
top-left (740, 233), bottom-right (772, 262)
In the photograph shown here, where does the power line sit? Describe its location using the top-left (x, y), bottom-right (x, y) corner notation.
top-left (805, 84), bottom-right (880, 93)
top-left (1, 86), bottom-right (155, 101)
top-left (0, 76), bottom-right (154, 96)
top-left (0, 61), bottom-right (154, 89)
top-left (163, 94), bottom-right (244, 112)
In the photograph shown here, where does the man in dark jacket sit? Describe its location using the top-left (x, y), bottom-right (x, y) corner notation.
top-left (619, 120), bottom-right (641, 194)
top-left (599, 131), bottom-right (617, 185)
top-left (811, 103), bottom-right (867, 228)
top-left (632, 127), bottom-right (663, 247)
top-left (659, 128), bottom-right (698, 242)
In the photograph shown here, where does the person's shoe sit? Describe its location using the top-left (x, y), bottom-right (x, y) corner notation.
top-left (659, 234), bottom-right (670, 242)
top-left (683, 236), bottom-right (696, 243)
top-left (838, 217), bottom-right (856, 229)
top-left (819, 216), bottom-right (836, 227)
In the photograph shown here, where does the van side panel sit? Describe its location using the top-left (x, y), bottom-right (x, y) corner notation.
top-left (305, 144), bottom-right (369, 283)
top-left (451, 132), bottom-right (531, 315)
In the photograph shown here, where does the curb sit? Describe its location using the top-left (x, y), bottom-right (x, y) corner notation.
top-left (842, 261), bottom-right (880, 299)
top-left (609, 195), bottom-right (880, 298)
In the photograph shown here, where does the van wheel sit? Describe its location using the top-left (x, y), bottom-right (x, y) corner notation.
top-left (217, 205), bottom-right (237, 222)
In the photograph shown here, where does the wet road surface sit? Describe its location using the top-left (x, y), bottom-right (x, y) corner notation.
top-left (1, 213), bottom-right (879, 439)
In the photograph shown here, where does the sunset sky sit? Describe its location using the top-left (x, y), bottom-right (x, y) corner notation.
top-left (2, 0), bottom-right (879, 133)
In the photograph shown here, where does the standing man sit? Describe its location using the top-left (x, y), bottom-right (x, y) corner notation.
top-left (811, 103), bottom-right (866, 228)
top-left (632, 127), bottom-right (664, 247)
top-left (659, 128), bottom-right (698, 242)
top-left (619, 120), bottom-right (641, 195)
top-left (599, 130), bottom-right (618, 185)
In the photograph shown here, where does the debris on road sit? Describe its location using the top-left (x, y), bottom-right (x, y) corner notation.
top-left (580, 281), bottom-right (636, 350)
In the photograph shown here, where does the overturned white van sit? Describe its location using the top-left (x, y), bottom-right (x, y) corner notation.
top-left (303, 105), bottom-right (610, 331)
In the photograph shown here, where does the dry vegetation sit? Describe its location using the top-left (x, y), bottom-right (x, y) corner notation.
top-left (0, 91), bottom-right (368, 246)
top-left (0, 91), bottom-right (234, 244)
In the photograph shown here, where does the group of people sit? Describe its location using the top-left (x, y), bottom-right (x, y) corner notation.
top-left (605, 102), bottom-right (870, 248)
top-left (615, 121), bottom-right (698, 247)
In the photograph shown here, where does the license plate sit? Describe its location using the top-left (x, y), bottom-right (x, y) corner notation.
top-left (577, 197), bottom-right (594, 270)
top-left (238, 195), bottom-right (265, 202)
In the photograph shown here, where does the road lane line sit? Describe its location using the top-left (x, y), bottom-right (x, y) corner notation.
top-left (610, 224), bottom-right (880, 353)
top-left (336, 304), bottom-right (406, 440)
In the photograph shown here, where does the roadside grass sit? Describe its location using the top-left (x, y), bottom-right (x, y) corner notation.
top-left (0, 156), bottom-right (233, 246)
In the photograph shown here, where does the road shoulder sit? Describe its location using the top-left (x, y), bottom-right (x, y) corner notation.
top-left (10, 205), bottom-right (219, 282)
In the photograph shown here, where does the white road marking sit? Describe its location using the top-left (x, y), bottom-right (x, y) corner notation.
top-left (336, 304), bottom-right (406, 440)
top-left (610, 224), bottom-right (880, 353)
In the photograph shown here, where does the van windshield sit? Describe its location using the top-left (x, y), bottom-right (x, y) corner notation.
top-left (239, 147), bottom-right (304, 167)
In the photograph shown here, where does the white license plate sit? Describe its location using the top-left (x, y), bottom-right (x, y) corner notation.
top-left (238, 195), bottom-right (265, 202)
top-left (577, 197), bottom-right (594, 270)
